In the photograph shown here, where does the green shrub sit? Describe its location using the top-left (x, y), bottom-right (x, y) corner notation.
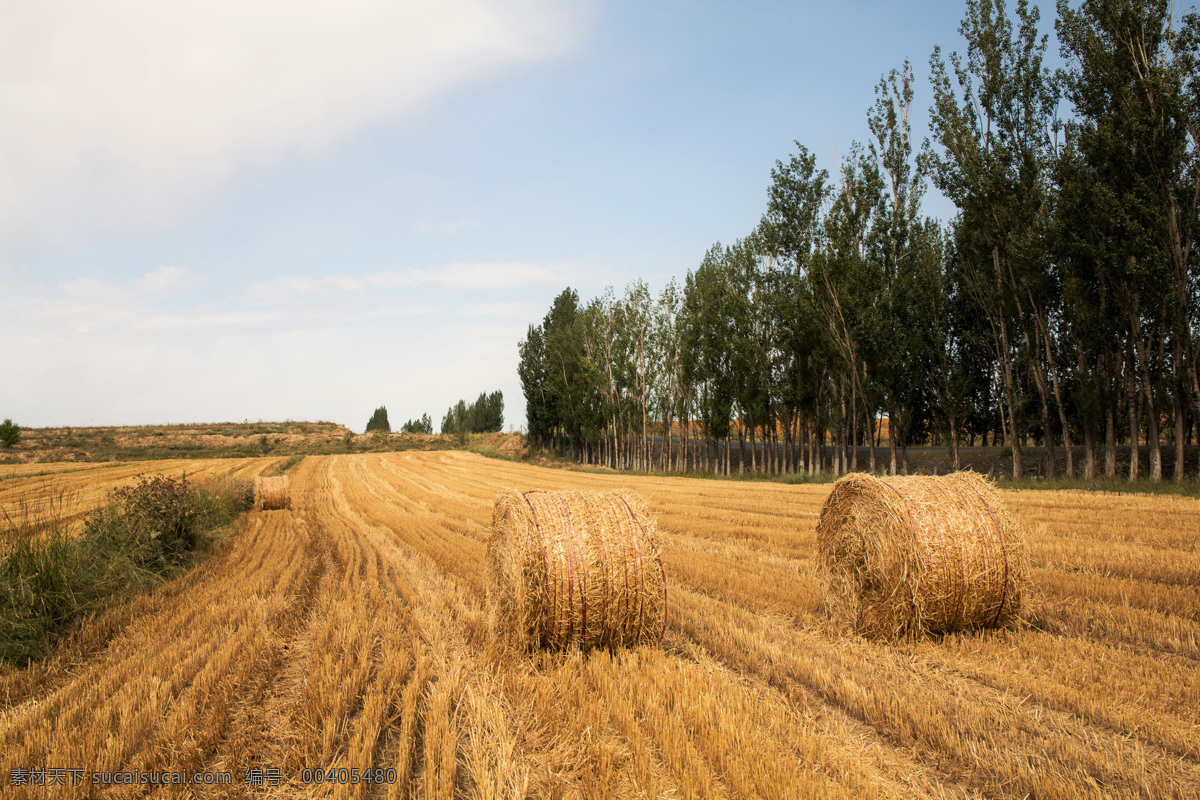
top-left (0, 474), bottom-right (252, 667)
top-left (83, 475), bottom-right (206, 566)
top-left (0, 419), bottom-right (19, 448)
top-left (280, 454), bottom-right (306, 473)
top-left (0, 525), bottom-right (109, 665)
top-left (195, 475), bottom-right (255, 523)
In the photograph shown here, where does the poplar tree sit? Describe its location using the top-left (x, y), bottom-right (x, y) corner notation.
top-left (1057, 0), bottom-right (1200, 481)
top-left (870, 61), bottom-right (931, 474)
top-left (924, 0), bottom-right (1059, 479)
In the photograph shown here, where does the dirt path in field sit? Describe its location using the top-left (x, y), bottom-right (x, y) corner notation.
top-left (2, 452), bottom-right (1199, 799)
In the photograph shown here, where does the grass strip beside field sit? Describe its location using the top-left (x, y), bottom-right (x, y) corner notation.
top-left (0, 475), bottom-right (253, 668)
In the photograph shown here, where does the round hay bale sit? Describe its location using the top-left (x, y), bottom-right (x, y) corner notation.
top-left (254, 475), bottom-right (291, 511)
top-left (815, 471), bottom-right (1028, 639)
top-left (488, 488), bottom-right (667, 651)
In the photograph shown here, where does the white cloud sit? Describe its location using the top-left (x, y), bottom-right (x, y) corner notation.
top-left (242, 260), bottom-right (592, 302)
top-left (57, 277), bottom-right (126, 302)
top-left (458, 301), bottom-right (545, 318)
top-left (244, 274), bottom-right (347, 302)
top-left (0, 0), bottom-right (589, 236)
top-left (135, 310), bottom-right (287, 331)
top-left (135, 265), bottom-right (197, 295)
top-left (414, 219), bottom-right (480, 234)
top-left (0, 263), bottom-right (564, 427)
top-left (364, 260), bottom-right (591, 290)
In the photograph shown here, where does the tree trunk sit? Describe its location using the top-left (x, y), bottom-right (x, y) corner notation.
top-left (850, 378), bottom-right (859, 472)
top-left (763, 423), bottom-right (770, 475)
top-left (609, 422), bottom-right (615, 469)
top-left (1105, 401), bottom-right (1117, 478)
top-left (1174, 392), bottom-right (1186, 482)
top-left (788, 416), bottom-right (795, 474)
top-left (1133, 328), bottom-right (1162, 481)
top-left (888, 409), bottom-right (899, 476)
top-left (1083, 419), bottom-right (1096, 479)
top-left (770, 423), bottom-right (777, 475)
top-left (867, 415), bottom-right (877, 473)
top-left (811, 419), bottom-right (818, 474)
top-left (1144, 388), bottom-right (1162, 482)
top-left (798, 417), bottom-right (805, 473)
top-left (818, 420), bottom-right (824, 473)
top-left (797, 414), bottom-right (804, 474)
top-left (737, 418), bottom-right (746, 475)
top-left (1128, 351), bottom-right (1140, 481)
top-left (750, 419), bottom-right (758, 473)
top-left (1050, 355), bottom-right (1074, 478)
top-left (1027, 330), bottom-right (1054, 477)
top-left (783, 414), bottom-right (791, 474)
top-left (681, 419), bottom-right (691, 470)
top-left (993, 255), bottom-right (1023, 480)
top-left (1036, 306), bottom-right (1073, 477)
top-left (773, 424), bottom-right (780, 475)
top-left (949, 411), bottom-right (960, 471)
top-left (834, 421), bottom-right (843, 477)
top-left (1039, 384), bottom-right (1055, 478)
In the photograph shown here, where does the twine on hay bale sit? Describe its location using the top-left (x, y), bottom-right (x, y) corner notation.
top-left (815, 471), bottom-right (1029, 639)
top-left (254, 475), bottom-right (291, 511)
top-left (488, 488), bottom-right (667, 651)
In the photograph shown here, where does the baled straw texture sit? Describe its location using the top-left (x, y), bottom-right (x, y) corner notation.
top-left (488, 489), bottom-right (667, 651)
top-left (254, 475), bottom-right (291, 511)
top-left (815, 471), bottom-right (1028, 639)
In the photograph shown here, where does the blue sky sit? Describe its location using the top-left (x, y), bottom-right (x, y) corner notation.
top-left (3, 0), bottom-right (1022, 431)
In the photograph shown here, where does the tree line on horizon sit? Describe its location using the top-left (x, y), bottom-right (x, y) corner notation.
top-left (518, 0), bottom-right (1200, 482)
top-left (363, 391), bottom-right (504, 437)
top-left (441, 391), bottom-right (505, 437)
top-left (367, 405), bottom-right (435, 434)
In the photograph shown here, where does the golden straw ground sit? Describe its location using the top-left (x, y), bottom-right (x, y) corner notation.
top-left (5, 452), bottom-right (1197, 799)
top-left (815, 471), bottom-right (1030, 639)
top-left (488, 488), bottom-right (667, 651)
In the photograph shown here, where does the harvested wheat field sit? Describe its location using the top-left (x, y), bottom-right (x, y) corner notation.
top-left (2, 452), bottom-right (1199, 799)
top-left (0, 457), bottom-right (285, 534)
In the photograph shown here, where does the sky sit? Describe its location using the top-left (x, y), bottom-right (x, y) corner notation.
top-left (3, 0), bottom-right (1019, 432)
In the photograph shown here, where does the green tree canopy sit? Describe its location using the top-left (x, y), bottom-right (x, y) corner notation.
top-left (440, 391), bottom-right (504, 436)
top-left (0, 419), bottom-right (19, 448)
top-left (365, 406), bottom-right (390, 433)
top-left (401, 413), bottom-right (433, 434)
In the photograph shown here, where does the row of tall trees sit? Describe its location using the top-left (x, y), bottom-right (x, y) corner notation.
top-left (400, 413), bottom-right (433, 434)
top-left (440, 391), bottom-right (505, 436)
top-left (519, 0), bottom-right (1200, 481)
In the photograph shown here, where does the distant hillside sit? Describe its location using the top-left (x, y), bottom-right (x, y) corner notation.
top-left (0, 422), bottom-right (527, 464)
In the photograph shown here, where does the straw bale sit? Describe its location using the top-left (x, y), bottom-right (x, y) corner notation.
top-left (488, 488), bottom-right (667, 651)
top-left (815, 471), bottom-right (1028, 639)
top-left (254, 475), bottom-right (291, 511)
